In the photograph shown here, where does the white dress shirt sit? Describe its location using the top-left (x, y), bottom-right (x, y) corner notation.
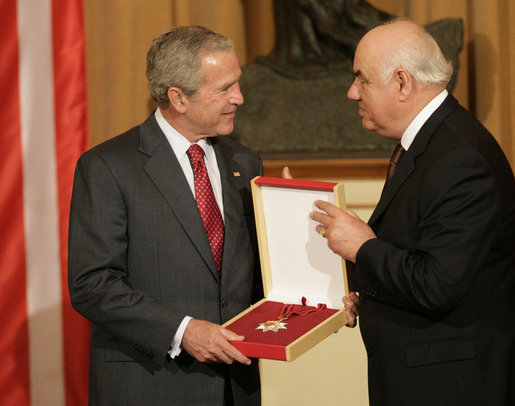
top-left (154, 108), bottom-right (225, 358)
top-left (400, 89), bottom-right (448, 151)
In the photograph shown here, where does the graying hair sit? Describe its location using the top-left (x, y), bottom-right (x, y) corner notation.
top-left (378, 19), bottom-right (453, 88)
top-left (146, 26), bottom-right (233, 108)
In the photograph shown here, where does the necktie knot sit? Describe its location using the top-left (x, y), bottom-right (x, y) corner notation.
top-left (186, 144), bottom-right (204, 166)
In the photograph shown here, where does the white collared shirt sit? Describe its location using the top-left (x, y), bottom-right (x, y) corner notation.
top-left (155, 108), bottom-right (225, 217)
top-left (154, 108), bottom-right (225, 358)
top-left (400, 89), bottom-right (448, 151)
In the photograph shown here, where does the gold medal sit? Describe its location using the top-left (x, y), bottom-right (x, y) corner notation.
top-left (256, 319), bottom-right (287, 332)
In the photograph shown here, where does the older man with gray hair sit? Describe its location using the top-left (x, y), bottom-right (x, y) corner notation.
top-left (311, 19), bottom-right (515, 406)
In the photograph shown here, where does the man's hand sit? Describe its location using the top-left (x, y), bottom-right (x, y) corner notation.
top-left (343, 292), bottom-right (360, 328)
top-left (310, 200), bottom-right (376, 262)
top-left (182, 319), bottom-right (251, 365)
top-left (282, 166), bottom-right (292, 179)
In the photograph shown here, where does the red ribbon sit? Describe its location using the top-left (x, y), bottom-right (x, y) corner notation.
top-left (277, 296), bottom-right (327, 321)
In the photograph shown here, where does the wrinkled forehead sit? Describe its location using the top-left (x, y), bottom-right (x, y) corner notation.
top-left (354, 23), bottom-right (404, 68)
top-left (353, 32), bottom-right (382, 73)
top-left (358, 25), bottom-right (389, 54)
top-left (358, 20), bottom-right (421, 55)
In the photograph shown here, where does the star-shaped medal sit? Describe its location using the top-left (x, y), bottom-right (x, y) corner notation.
top-left (256, 319), bottom-right (288, 332)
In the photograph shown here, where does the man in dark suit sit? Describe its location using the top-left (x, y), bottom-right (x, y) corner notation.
top-left (68, 26), bottom-right (262, 405)
top-left (310, 19), bottom-right (515, 405)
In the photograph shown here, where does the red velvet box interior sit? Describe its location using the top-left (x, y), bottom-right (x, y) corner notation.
top-left (225, 300), bottom-right (339, 361)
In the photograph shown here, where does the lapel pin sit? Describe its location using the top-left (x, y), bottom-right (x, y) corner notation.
top-left (233, 171), bottom-right (241, 177)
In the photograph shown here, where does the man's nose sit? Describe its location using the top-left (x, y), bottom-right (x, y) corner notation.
top-left (231, 83), bottom-right (244, 105)
top-left (347, 81), bottom-right (360, 101)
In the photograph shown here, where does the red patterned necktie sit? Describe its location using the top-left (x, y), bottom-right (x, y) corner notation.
top-left (187, 144), bottom-right (224, 272)
top-left (386, 143), bottom-right (406, 183)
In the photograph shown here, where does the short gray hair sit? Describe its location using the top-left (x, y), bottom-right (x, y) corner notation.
top-left (146, 26), bottom-right (233, 108)
top-left (379, 19), bottom-right (452, 88)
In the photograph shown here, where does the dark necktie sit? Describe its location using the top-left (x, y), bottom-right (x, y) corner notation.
top-left (386, 143), bottom-right (406, 183)
top-left (186, 144), bottom-right (224, 271)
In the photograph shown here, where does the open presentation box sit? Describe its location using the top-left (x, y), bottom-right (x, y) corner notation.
top-left (223, 176), bottom-right (349, 361)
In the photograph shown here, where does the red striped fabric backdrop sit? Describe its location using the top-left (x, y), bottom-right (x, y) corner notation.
top-left (0, 0), bottom-right (90, 404)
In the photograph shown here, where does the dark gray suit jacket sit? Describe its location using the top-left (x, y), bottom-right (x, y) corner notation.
top-left (354, 95), bottom-right (515, 406)
top-left (68, 113), bottom-right (263, 405)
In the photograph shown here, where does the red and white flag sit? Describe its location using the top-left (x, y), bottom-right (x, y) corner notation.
top-left (0, 0), bottom-right (90, 405)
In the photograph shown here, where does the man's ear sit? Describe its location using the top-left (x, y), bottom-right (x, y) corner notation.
top-left (395, 68), bottom-right (413, 101)
top-left (167, 87), bottom-right (187, 113)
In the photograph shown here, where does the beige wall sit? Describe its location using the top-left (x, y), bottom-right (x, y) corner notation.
top-left (83, 1), bottom-right (514, 404)
top-left (85, 0), bottom-right (515, 167)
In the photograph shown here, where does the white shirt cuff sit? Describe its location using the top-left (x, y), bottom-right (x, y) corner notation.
top-left (168, 316), bottom-right (192, 359)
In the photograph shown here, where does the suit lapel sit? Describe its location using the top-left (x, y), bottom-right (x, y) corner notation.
top-left (139, 114), bottom-right (220, 279)
top-left (212, 138), bottom-right (242, 275)
top-left (369, 95), bottom-right (459, 226)
top-left (368, 150), bottom-right (415, 226)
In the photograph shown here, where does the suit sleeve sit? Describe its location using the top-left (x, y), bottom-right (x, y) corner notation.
top-left (354, 147), bottom-right (500, 316)
top-left (68, 151), bottom-right (181, 366)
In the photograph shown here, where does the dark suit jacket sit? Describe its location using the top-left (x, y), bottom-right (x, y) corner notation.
top-left (353, 95), bottom-right (515, 406)
top-left (68, 114), bottom-right (263, 406)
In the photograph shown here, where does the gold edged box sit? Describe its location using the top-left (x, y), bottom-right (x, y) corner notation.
top-left (223, 177), bottom-right (349, 361)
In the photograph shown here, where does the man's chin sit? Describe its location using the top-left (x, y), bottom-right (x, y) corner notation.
top-left (361, 119), bottom-right (377, 132)
top-left (216, 123), bottom-right (234, 136)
